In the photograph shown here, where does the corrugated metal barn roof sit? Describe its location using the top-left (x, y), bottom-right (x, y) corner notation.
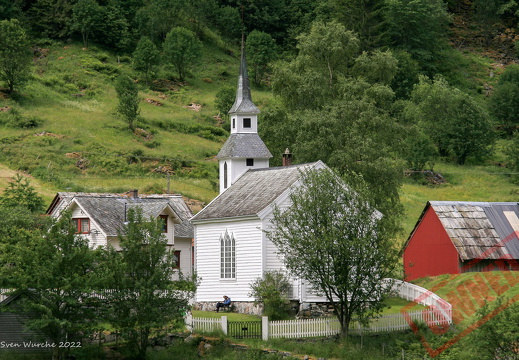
top-left (430, 201), bottom-right (519, 261)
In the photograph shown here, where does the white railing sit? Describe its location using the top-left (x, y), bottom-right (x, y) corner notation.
top-left (0, 288), bottom-right (9, 302)
top-left (383, 279), bottom-right (452, 324)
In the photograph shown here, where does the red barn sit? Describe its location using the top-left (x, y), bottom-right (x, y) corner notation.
top-left (403, 201), bottom-right (519, 281)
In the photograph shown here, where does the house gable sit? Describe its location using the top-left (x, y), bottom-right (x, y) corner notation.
top-left (404, 205), bottom-right (460, 281)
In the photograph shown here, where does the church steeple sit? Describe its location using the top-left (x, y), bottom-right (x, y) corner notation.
top-left (228, 40), bottom-right (260, 116)
top-left (216, 38), bottom-right (272, 194)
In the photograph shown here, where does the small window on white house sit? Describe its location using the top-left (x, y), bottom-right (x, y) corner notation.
top-left (246, 158), bottom-right (254, 166)
top-left (220, 230), bottom-right (235, 279)
top-left (232, 118), bottom-right (236, 129)
top-left (72, 218), bottom-right (90, 234)
top-left (243, 118), bottom-right (251, 128)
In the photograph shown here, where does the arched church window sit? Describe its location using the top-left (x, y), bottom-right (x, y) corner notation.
top-left (224, 162), bottom-right (228, 189)
top-left (220, 230), bottom-right (235, 279)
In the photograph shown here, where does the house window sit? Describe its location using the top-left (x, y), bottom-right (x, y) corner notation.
top-left (246, 158), bottom-right (254, 166)
top-left (243, 118), bottom-right (251, 128)
top-left (232, 118), bottom-right (235, 129)
top-left (173, 250), bottom-right (181, 269)
top-left (160, 215), bottom-right (168, 233)
top-left (73, 218), bottom-right (90, 234)
top-left (220, 231), bottom-right (235, 279)
top-left (224, 162), bottom-right (228, 189)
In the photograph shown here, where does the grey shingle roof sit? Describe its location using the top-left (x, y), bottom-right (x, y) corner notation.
top-left (428, 201), bottom-right (519, 260)
top-left (192, 162), bottom-right (320, 221)
top-left (216, 133), bottom-right (272, 159)
top-left (48, 193), bottom-right (193, 238)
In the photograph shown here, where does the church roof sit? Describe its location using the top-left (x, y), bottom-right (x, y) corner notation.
top-left (216, 133), bottom-right (272, 159)
top-left (228, 43), bottom-right (260, 115)
top-left (192, 162), bottom-right (321, 221)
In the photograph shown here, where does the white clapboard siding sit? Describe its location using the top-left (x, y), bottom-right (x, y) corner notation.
top-left (195, 218), bottom-right (264, 302)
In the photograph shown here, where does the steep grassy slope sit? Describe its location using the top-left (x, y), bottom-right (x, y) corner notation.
top-left (0, 39), bottom-right (516, 234)
top-left (413, 272), bottom-right (519, 326)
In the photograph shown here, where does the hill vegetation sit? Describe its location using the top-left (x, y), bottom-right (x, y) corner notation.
top-left (0, 0), bottom-right (518, 236)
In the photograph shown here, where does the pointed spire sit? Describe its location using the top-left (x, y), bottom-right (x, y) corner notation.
top-left (228, 36), bottom-right (260, 115)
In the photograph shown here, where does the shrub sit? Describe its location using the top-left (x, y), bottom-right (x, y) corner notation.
top-left (249, 270), bottom-right (292, 320)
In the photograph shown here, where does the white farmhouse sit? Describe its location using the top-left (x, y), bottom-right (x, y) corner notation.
top-left (46, 190), bottom-right (194, 277)
top-left (192, 46), bottom-right (330, 314)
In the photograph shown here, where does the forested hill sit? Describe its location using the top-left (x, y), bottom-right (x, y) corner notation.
top-left (0, 0), bottom-right (518, 237)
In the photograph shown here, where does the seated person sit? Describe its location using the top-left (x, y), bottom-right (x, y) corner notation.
top-left (215, 295), bottom-right (231, 312)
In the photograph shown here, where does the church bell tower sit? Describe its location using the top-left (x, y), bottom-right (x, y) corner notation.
top-left (216, 41), bottom-right (272, 193)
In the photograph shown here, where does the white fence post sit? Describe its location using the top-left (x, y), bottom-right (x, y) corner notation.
top-left (184, 312), bottom-right (193, 332)
top-left (221, 316), bottom-right (228, 335)
top-left (262, 316), bottom-right (269, 341)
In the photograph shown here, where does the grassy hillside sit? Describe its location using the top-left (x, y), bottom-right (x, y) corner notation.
top-left (0, 39), bottom-right (516, 238)
top-left (413, 272), bottom-right (519, 326)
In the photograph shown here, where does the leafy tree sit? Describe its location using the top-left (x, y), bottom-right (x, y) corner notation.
top-left (505, 131), bottom-right (519, 183)
top-left (0, 174), bottom-right (45, 213)
top-left (115, 75), bottom-right (140, 131)
top-left (272, 21), bottom-right (360, 110)
top-left (133, 36), bottom-right (160, 85)
top-left (402, 126), bottom-right (438, 172)
top-left (71, 0), bottom-right (102, 48)
top-left (163, 26), bottom-right (202, 82)
top-left (468, 297), bottom-right (519, 359)
top-left (383, 0), bottom-right (450, 74)
top-left (136, 0), bottom-right (188, 43)
top-left (266, 168), bottom-right (398, 336)
top-left (0, 19), bottom-right (31, 93)
top-left (96, 2), bottom-right (132, 52)
top-left (26, 0), bottom-right (73, 39)
top-left (249, 270), bottom-right (292, 320)
top-left (0, 0), bottom-right (23, 21)
top-left (103, 208), bottom-right (192, 360)
top-left (407, 76), bottom-right (496, 164)
top-left (390, 49), bottom-right (420, 99)
top-left (3, 213), bottom-right (101, 360)
top-left (246, 30), bottom-right (277, 85)
top-left (490, 64), bottom-right (519, 134)
top-left (270, 21), bottom-right (404, 225)
top-left (317, 0), bottom-right (388, 50)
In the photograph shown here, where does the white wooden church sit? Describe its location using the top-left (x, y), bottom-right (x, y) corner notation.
top-left (191, 46), bottom-right (331, 314)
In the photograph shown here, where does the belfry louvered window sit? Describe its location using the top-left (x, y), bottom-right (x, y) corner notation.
top-left (220, 230), bottom-right (235, 279)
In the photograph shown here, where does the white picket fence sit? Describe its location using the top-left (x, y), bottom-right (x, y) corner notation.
top-left (188, 279), bottom-right (452, 340)
top-left (188, 307), bottom-right (451, 340)
top-left (269, 317), bottom-right (340, 338)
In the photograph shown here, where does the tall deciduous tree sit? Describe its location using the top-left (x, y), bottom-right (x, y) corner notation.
top-left (246, 30), bottom-right (277, 86)
top-left (133, 36), bottom-right (159, 85)
top-left (0, 19), bottom-right (31, 93)
top-left (71, 0), bottom-right (102, 48)
top-left (266, 168), bottom-right (398, 336)
top-left (407, 75), bottom-right (496, 164)
top-left (268, 21), bottom-right (405, 226)
top-left (490, 64), bottom-right (519, 134)
top-left (384, 0), bottom-right (450, 74)
top-left (2, 213), bottom-right (101, 360)
top-left (115, 75), bottom-right (140, 131)
top-left (102, 208), bottom-right (192, 360)
top-left (163, 26), bottom-right (202, 81)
